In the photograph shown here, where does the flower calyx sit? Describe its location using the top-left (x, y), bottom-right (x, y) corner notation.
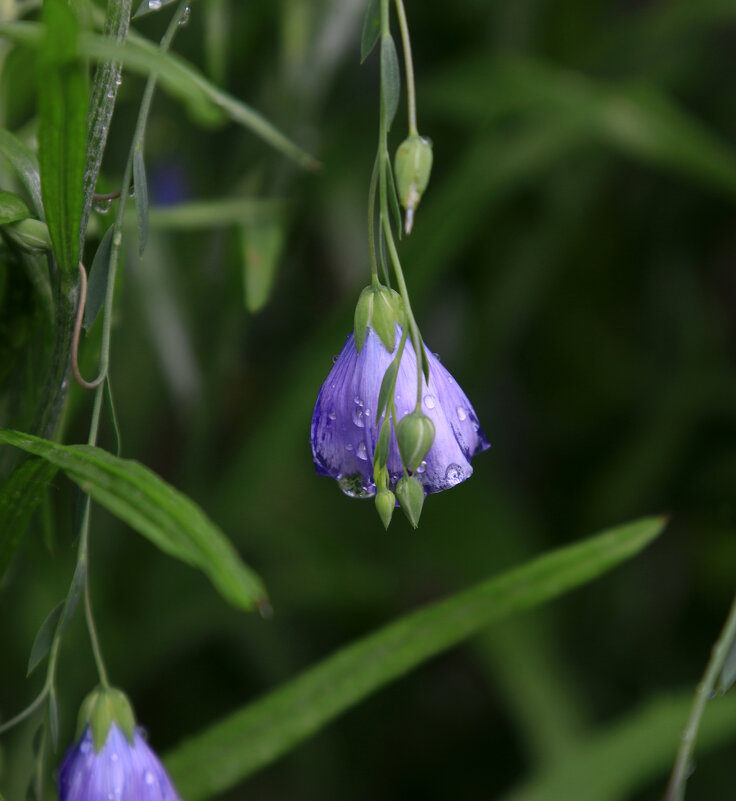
top-left (397, 410), bottom-right (435, 473)
top-left (354, 284), bottom-right (404, 353)
top-left (394, 134), bottom-right (433, 234)
top-left (396, 475), bottom-right (425, 529)
top-left (77, 685), bottom-right (136, 752)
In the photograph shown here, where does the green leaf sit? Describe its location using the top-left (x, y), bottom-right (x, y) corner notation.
top-left (0, 129), bottom-right (43, 216)
top-left (0, 429), bottom-right (268, 613)
top-left (127, 198), bottom-right (286, 230)
top-left (133, 145), bottom-right (149, 256)
top-left (360, 0), bottom-right (380, 63)
top-left (240, 215), bottom-right (286, 313)
top-left (37, 0), bottom-right (88, 279)
top-left (48, 690), bottom-right (59, 750)
top-left (164, 516), bottom-right (665, 799)
top-left (26, 601), bottom-right (64, 675)
top-left (0, 190), bottom-right (31, 224)
top-left (376, 359), bottom-right (399, 419)
top-left (84, 225), bottom-right (115, 331)
top-left (59, 557), bottom-right (86, 633)
top-left (0, 457), bottom-right (58, 581)
top-left (380, 33), bottom-right (400, 131)
top-left (500, 692), bottom-right (736, 801)
top-left (385, 159), bottom-right (402, 239)
top-left (719, 634), bottom-right (736, 694)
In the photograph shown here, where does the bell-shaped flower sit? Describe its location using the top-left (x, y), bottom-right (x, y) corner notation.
top-left (59, 724), bottom-right (181, 801)
top-left (311, 326), bottom-right (489, 500)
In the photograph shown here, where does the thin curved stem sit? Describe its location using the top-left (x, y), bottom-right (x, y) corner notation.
top-left (664, 592), bottom-right (736, 801)
top-left (394, 0), bottom-right (417, 135)
top-left (71, 261), bottom-right (105, 389)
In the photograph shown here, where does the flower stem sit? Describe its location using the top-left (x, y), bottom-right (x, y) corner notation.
top-left (394, 0), bottom-right (417, 136)
top-left (664, 591), bottom-right (736, 801)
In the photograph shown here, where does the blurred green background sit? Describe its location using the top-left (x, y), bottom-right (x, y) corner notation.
top-left (1, 0), bottom-right (736, 798)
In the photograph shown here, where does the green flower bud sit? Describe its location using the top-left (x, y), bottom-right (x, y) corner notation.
top-left (394, 135), bottom-right (433, 234)
top-left (375, 489), bottom-right (396, 530)
top-left (77, 686), bottom-right (136, 752)
top-left (5, 218), bottom-right (52, 253)
top-left (354, 284), bottom-right (404, 353)
top-left (396, 475), bottom-right (425, 529)
top-left (396, 411), bottom-right (435, 472)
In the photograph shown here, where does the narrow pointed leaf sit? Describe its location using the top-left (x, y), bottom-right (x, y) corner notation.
top-left (164, 516), bottom-right (665, 799)
top-left (0, 429), bottom-right (268, 612)
top-left (0, 457), bottom-right (58, 581)
top-left (84, 225), bottom-right (115, 331)
top-left (133, 145), bottom-right (149, 255)
top-left (719, 635), bottom-right (736, 694)
top-left (37, 0), bottom-right (88, 279)
top-left (380, 33), bottom-right (400, 131)
top-left (27, 601), bottom-right (64, 675)
top-left (241, 215), bottom-right (286, 313)
top-left (376, 359), bottom-right (399, 419)
top-left (360, 0), bottom-right (380, 63)
top-left (386, 160), bottom-right (402, 238)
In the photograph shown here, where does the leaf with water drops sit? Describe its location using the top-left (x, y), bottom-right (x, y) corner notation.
top-left (0, 190), bottom-right (31, 225)
top-left (360, 0), bottom-right (380, 63)
top-left (133, 145), bottom-right (149, 256)
top-left (164, 516), bottom-right (666, 799)
top-left (84, 225), bottom-right (115, 331)
top-left (0, 429), bottom-right (268, 613)
top-left (0, 457), bottom-right (58, 582)
top-left (380, 33), bottom-right (400, 131)
top-left (37, 0), bottom-right (88, 280)
top-left (133, 0), bottom-right (178, 19)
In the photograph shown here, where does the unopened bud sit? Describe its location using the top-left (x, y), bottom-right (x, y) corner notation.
top-left (394, 135), bottom-right (433, 234)
top-left (78, 686), bottom-right (136, 752)
top-left (5, 218), bottom-right (52, 252)
top-left (397, 411), bottom-right (435, 472)
top-left (375, 489), bottom-right (396, 530)
top-left (396, 475), bottom-right (425, 529)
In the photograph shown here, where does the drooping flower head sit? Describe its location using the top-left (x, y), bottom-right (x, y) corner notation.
top-left (59, 687), bottom-right (181, 801)
top-left (311, 291), bottom-right (489, 527)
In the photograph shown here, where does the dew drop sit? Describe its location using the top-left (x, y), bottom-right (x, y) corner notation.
top-left (327, 410), bottom-right (336, 421)
top-left (444, 463), bottom-right (464, 485)
top-left (345, 443), bottom-right (353, 451)
top-left (364, 408), bottom-right (371, 417)
top-left (456, 406), bottom-right (467, 421)
top-left (110, 752), bottom-right (119, 762)
top-left (354, 395), bottom-right (364, 406)
top-left (148, 0), bottom-right (162, 8)
top-left (177, 5), bottom-right (191, 25)
top-left (338, 474), bottom-right (373, 499)
top-left (352, 406), bottom-right (365, 428)
top-left (416, 460), bottom-right (427, 474)
top-left (424, 394), bottom-right (436, 409)
top-left (356, 442), bottom-right (368, 460)
top-left (144, 771), bottom-right (155, 786)
top-left (80, 740), bottom-right (92, 754)
top-left (332, 354), bottom-right (339, 364)
top-left (93, 197), bottom-right (112, 215)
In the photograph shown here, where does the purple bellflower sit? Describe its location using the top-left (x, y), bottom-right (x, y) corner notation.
top-left (58, 724), bottom-right (181, 801)
top-left (311, 325), bottom-right (489, 506)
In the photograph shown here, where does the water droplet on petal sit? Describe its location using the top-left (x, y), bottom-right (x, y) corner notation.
top-left (444, 463), bottom-right (464, 485)
top-left (416, 460), bottom-right (427, 474)
top-left (345, 443), bottom-right (353, 451)
top-left (332, 354), bottom-right (339, 364)
top-left (424, 394), bottom-right (436, 409)
top-left (144, 771), bottom-right (155, 786)
top-left (80, 740), bottom-right (92, 754)
top-left (364, 408), bottom-right (371, 417)
top-left (110, 752), bottom-right (118, 762)
top-left (356, 442), bottom-right (368, 460)
top-left (354, 395), bottom-right (364, 406)
top-left (352, 406), bottom-right (365, 428)
top-left (456, 406), bottom-right (467, 421)
top-left (327, 410), bottom-right (336, 421)
top-left (338, 474), bottom-right (373, 498)
top-left (177, 5), bottom-right (190, 25)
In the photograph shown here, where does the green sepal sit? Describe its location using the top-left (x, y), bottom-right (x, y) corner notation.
top-left (375, 490), bottom-right (396, 531)
top-left (354, 286), bottom-right (374, 353)
top-left (374, 419), bottom-right (392, 469)
top-left (377, 361), bottom-right (399, 419)
top-left (396, 411), bottom-right (435, 473)
top-left (396, 475), bottom-right (424, 529)
top-left (371, 288), bottom-right (398, 352)
top-left (77, 686), bottom-right (136, 752)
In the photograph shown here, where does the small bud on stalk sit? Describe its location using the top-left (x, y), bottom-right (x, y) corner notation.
top-left (396, 475), bottom-right (425, 529)
top-left (396, 410), bottom-right (435, 473)
top-left (394, 134), bottom-right (433, 234)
